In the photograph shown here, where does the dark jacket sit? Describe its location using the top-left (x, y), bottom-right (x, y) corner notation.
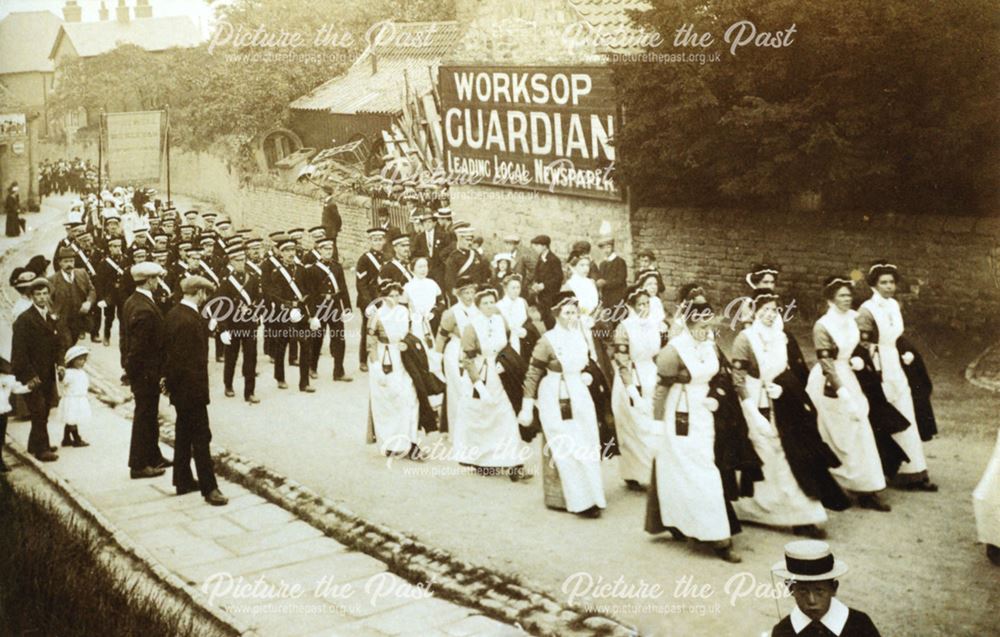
top-left (897, 336), bottom-right (937, 441)
top-left (355, 250), bottom-right (383, 310)
top-left (163, 302), bottom-right (210, 407)
top-left (597, 254), bottom-right (628, 310)
top-left (217, 268), bottom-right (261, 332)
top-left (852, 345), bottom-right (910, 478)
top-left (11, 305), bottom-right (63, 387)
top-left (120, 290), bottom-right (165, 385)
top-left (399, 333), bottom-right (445, 433)
top-left (303, 259), bottom-right (351, 318)
top-left (532, 251), bottom-right (563, 310)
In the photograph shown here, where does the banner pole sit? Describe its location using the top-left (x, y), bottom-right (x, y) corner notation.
top-left (98, 109), bottom-right (104, 193)
top-left (165, 105), bottom-right (171, 204)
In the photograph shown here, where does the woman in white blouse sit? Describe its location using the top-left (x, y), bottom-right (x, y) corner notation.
top-left (403, 257), bottom-right (441, 349)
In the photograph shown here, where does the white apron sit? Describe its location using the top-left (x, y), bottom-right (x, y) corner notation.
top-left (497, 296), bottom-right (528, 355)
top-left (734, 321), bottom-right (827, 526)
top-left (405, 277), bottom-right (442, 378)
top-left (368, 305), bottom-right (419, 454)
top-left (861, 295), bottom-right (927, 475)
top-left (453, 313), bottom-right (528, 467)
top-left (611, 312), bottom-right (662, 483)
top-left (537, 325), bottom-right (606, 513)
top-left (443, 303), bottom-right (476, 431)
top-left (806, 309), bottom-right (886, 493)
top-left (973, 428), bottom-right (1000, 547)
top-left (652, 331), bottom-right (730, 542)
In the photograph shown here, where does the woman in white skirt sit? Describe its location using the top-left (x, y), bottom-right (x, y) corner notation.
top-left (367, 281), bottom-right (423, 459)
top-left (731, 291), bottom-right (848, 538)
top-left (457, 286), bottom-right (531, 480)
top-left (646, 302), bottom-right (742, 562)
top-left (435, 276), bottom-right (480, 435)
top-left (404, 257), bottom-right (443, 374)
top-left (857, 261), bottom-right (937, 492)
top-left (806, 277), bottom-right (891, 511)
top-left (610, 286), bottom-right (662, 491)
top-left (564, 255), bottom-right (600, 337)
top-left (973, 427), bottom-right (1000, 565)
top-left (518, 292), bottom-right (606, 518)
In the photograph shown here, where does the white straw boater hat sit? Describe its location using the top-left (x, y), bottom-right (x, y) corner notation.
top-left (65, 345), bottom-right (90, 366)
top-left (772, 540), bottom-right (848, 582)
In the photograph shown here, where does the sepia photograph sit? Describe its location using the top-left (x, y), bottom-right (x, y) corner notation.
top-left (0, 0), bottom-right (997, 635)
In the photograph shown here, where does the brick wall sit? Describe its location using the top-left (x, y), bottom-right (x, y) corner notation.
top-left (631, 206), bottom-right (1000, 330)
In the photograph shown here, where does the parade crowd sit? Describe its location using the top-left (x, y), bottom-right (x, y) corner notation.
top-left (0, 177), bottom-right (996, 631)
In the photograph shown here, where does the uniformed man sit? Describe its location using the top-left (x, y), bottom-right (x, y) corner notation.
top-left (94, 236), bottom-right (129, 346)
top-left (355, 228), bottom-right (385, 373)
top-left (411, 211), bottom-right (450, 287)
top-left (218, 244), bottom-right (261, 403)
top-left (151, 249), bottom-right (174, 314)
top-left (379, 236), bottom-right (413, 289)
top-left (195, 235), bottom-right (225, 362)
top-left (302, 226), bottom-right (327, 266)
top-left (264, 236), bottom-right (314, 392)
top-left (444, 223), bottom-right (488, 299)
top-left (303, 237), bottom-right (352, 382)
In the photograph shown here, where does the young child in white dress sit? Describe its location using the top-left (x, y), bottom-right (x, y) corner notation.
top-left (59, 345), bottom-right (91, 448)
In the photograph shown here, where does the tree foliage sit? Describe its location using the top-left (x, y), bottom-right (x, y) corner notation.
top-left (51, 0), bottom-right (454, 158)
top-left (612, 0), bottom-right (999, 213)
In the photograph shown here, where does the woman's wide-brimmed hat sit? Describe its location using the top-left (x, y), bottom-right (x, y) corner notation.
top-left (772, 540), bottom-right (848, 582)
top-left (65, 345), bottom-right (90, 365)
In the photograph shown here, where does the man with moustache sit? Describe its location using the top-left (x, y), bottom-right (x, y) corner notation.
top-left (48, 247), bottom-right (97, 349)
top-left (411, 211), bottom-right (449, 286)
top-left (444, 223), bottom-right (488, 301)
top-left (94, 236), bottom-right (129, 346)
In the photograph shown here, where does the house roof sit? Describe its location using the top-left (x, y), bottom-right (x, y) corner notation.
top-left (49, 15), bottom-right (202, 60)
top-left (566, 0), bottom-right (651, 33)
top-left (0, 11), bottom-right (63, 75)
top-left (290, 21), bottom-right (462, 115)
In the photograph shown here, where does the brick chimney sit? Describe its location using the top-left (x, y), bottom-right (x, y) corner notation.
top-left (62, 0), bottom-right (82, 22)
top-left (99, 1), bottom-right (109, 20)
top-left (134, 0), bottom-right (153, 19)
top-left (116, 0), bottom-right (131, 23)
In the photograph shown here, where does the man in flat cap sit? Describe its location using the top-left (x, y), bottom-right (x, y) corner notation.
top-left (120, 262), bottom-right (171, 479)
top-left (163, 276), bottom-right (227, 506)
top-left (48, 246), bottom-right (96, 349)
top-left (11, 276), bottom-right (63, 462)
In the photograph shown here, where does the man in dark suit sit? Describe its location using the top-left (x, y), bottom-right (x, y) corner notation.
top-left (503, 234), bottom-right (534, 288)
top-left (48, 247), bottom-right (97, 349)
top-left (11, 276), bottom-right (63, 461)
top-left (322, 198), bottom-right (343, 254)
top-left (355, 228), bottom-right (385, 373)
top-left (163, 276), bottom-right (227, 506)
top-left (596, 236), bottom-right (628, 324)
top-left (303, 238), bottom-right (352, 381)
top-left (379, 236), bottom-right (414, 288)
top-left (263, 237), bottom-right (313, 392)
top-left (444, 223), bottom-right (488, 300)
top-left (94, 236), bottom-right (128, 346)
top-left (120, 262), bottom-right (171, 479)
top-left (411, 212), bottom-right (450, 286)
top-left (530, 234), bottom-right (562, 326)
top-left (217, 244), bottom-right (261, 403)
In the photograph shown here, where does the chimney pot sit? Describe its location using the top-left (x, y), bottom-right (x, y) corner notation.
top-left (62, 0), bottom-right (83, 22)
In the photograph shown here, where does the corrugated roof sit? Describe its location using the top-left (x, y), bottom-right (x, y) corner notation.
top-left (0, 11), bottom-right (63, 75)
top-left (290, 21), bottom-right (461, 115)
top-left (566, 0), bottom-right (651, 37)
top-left (49, 15), bottom-right (202, 60)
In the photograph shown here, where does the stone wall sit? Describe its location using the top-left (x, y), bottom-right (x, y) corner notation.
top-left (631, 206), bottom-right (1000, 330)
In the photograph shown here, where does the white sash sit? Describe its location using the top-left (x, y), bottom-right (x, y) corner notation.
top-left (159, 279), bottom-right (172, 295)
top-left (277, 264), bottom-right (305, 302)
top-left (199, 260), bottom-right (220, 285)
top-left (72, 243), bottom-right (96, 276)
top-left (227, 274), bottom-right (252, 306)
top-left (314, 261), bottom-right (340, 295)
top-left (104, 257), bottom-right (124, 276)
top-left (392, 260), bottom-right (413, 282)
top-left (457, 250), bottom-right (475, 276)
top-left (247, 261), bottom-right (261, 277)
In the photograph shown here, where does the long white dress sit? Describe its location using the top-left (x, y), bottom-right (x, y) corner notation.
top-left (404, 276), bottom-right (442, 375)
top-left (973, 428), bottom-right (1000, 548)
top-left (859, 295), bottom-right (928, 477)
top-left (496, 295), bottom-right (529, 355)
top-left (59, 368), bottom-right (91, 427)
top-left (806, 308), bottom-right (886, 493)
top-left (442, 302), bottom-right (477, 433)
top-left (733, 321), bottom-right (827, 526)
top-left (566, 273), bottom-right (599, 332)
top-left (611, 311), bottom-right (662, 483)
top-left (454, 313), bottom-right (528, 467)
top-left (368, 304), bottom-right (420, 455)
top-left (535, 325), bottom-right (607, 513)
top-left (652, 331), bottom-right (730, 541)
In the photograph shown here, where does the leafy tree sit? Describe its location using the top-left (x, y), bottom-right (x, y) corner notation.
top-left (612, 0), bottom-right (999, 213)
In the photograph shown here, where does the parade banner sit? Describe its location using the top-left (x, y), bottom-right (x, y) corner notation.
top-left (105, 110), bottom-right (164, 183)
top-left (438, 66), bottom-right (621, 200)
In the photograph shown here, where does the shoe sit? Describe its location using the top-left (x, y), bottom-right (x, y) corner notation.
top-left (103, 336), bottom-right (110, 347)
top-left (309, 371), bottom-right (318, 380)
top-left (36, 451), bottom-right (59, 462)
top-left (714, 545), bottom-right (743, 563)
top-left (131, 466), bottom-right (165, 479)
top-left (204, 489), bottom-right (228, 506)
top-left (575, 506), bottom-right (602, 519)
top-left (793, 524), bottom-right (828, 539)
top-left (62, 427), bottom-right (73, 447)
top-left (909, 480), bottom-right (939, 492)
top-left (624, 479), bottom-right (646, 492)
top-left (48, 446), bottom-right (58, 453)
top-left (246, 395), bottom-right (261, 404)
top-left (176, 480), bottom-right (200, 496)
top-left (858, 494), bottom-right (892, 512)
top-left (333, 373), bottom-right (353, 382)
top-left (300, 386), bottom-right (316, 393)
top-left (71, 430), bottom-right (90, 448)
top-left (508, 466), bottom-right (534, 482)
top-left (224, 389), bottom-right (235, 398)
top-left (277, 381), bottom-right (288, 389)
top-left (154, 457), bottom-right (172, 469)
top-left (359, 363), bottom-right (368, 373)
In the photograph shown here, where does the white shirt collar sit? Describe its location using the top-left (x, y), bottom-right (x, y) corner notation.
top-left (136, 287), bottom-right (154, 300)
top-left (180, 298), bottom-right (200, 312)
top-left (606, 252), bottom-right (618, 261)
top-left (789, 597), bottom-right (849, 635)
top-left (34, 303), bottom-right (48, 319)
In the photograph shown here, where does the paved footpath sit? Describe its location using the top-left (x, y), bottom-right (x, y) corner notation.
top-left (2, 195), bottom-right (525, 637)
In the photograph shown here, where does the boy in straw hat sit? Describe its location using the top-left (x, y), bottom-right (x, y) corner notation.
top-left (770, 540), bottom-right (881, 636)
